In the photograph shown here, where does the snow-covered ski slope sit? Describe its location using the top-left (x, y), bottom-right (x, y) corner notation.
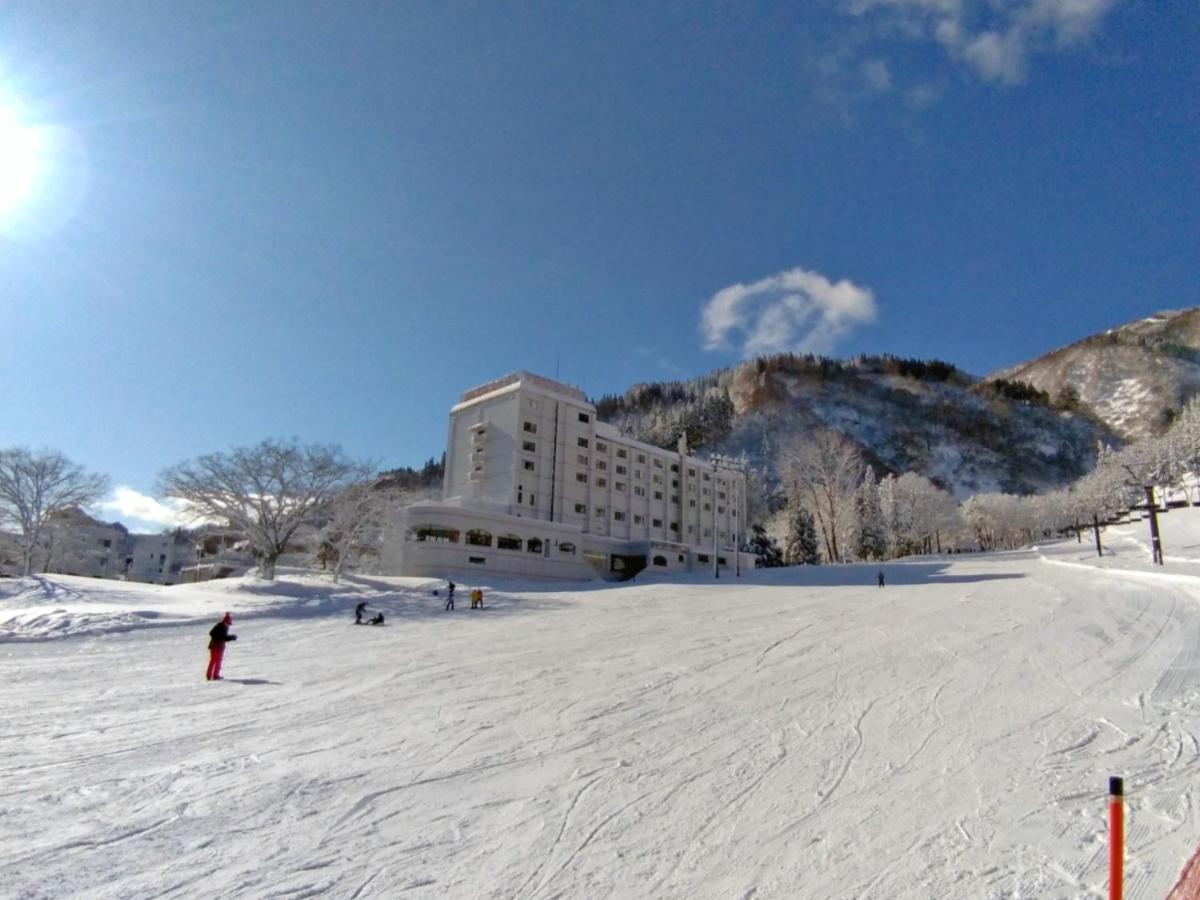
top-left (5, 516), bottom-right (1200, 898)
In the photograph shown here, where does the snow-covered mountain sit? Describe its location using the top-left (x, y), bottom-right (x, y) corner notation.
top-left (596, 354), bottom-right (1115, 499)
top-left (989, 307), bottom-right (1200, 441)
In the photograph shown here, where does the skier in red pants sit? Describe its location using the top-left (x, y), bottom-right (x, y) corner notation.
top-left (206, 612), bottom-right (237, 681)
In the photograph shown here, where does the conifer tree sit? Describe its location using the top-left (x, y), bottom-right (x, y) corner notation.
top-left (852, 468), bottom-right (887, 561)
top-left (747, 523), bottom-right (784, 568)
top-left (783, 504), bottom-right (821, 565)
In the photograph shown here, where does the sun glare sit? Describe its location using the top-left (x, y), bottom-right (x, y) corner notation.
top-left (0, 106), bottom-right (42, 216)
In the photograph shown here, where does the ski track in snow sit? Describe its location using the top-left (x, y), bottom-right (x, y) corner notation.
top-left (4, 527), bottom-right (1200, 898)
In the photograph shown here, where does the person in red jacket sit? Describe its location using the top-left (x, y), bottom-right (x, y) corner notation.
top-left (206, 612), bottom-right (237, 681)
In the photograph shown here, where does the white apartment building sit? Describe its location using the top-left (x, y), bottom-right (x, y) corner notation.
top-left (397, 372), bottom-right (754, 581)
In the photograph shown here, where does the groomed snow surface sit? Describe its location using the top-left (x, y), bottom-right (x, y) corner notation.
top-left (5, 514), bottom-right (1200, 899)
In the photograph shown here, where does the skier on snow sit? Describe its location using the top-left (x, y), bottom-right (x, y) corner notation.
top-left (206, 612), bottom-right (237, 681)
top-left (355, 601), bottom-right (367, 624)
top-left (445, 580), bottom-right (456, 611)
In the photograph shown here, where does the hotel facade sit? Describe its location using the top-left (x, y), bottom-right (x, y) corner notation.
top-left (397, 372), bottom-right (754, 581)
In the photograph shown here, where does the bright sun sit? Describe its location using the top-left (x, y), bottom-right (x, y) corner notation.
top-left (0, 106), bottom-right (42, 216)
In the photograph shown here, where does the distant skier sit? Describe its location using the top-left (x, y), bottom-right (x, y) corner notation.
top-left (445, 580), bottom-right (456, 611)
top-left (206, 612), bottom-right (237, 681)
top-left (471, 588), bottom-right (484, 609)
top-left (355, 601), bottom-right (367, 624)
top-left (368, 612), bottom-right (385, 625)
top-left (877, 571), bottom-right (885, 588)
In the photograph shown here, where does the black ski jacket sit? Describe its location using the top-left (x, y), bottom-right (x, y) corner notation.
top-left (208, 622), bottom-right (237, 649)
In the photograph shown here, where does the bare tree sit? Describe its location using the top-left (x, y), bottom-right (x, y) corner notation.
top-left (0, 447), bottom-right (110, 576)
top-left (782, 430), bottom-right (865, 563)
top-left (159, 439), bottom-right (370, 581)
top-left (315, 482), bottom-right (390, 582)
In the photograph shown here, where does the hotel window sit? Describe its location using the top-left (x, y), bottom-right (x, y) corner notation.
top-left (615, 465), bottom-right (627, 475)
top-left (596, 460), bottom-right (607, 471)
top-left (688, 499), bottom-right (696, 508)
top-left (703, 502), bottom-right (711, 511)
top-left (634, 486), bottom-right (644, 497)
top-left (574, 503), bottom-right (587, 514)
top-left (704, 528), bottom-right (711, 537)
top-left (653, 458), bottom-right (663, 469)
top-left (652, 518), bottom-right (663, 528)
top-left (634, 469), bottom-right (643, 480)
top-left (671, 479), bottom-right (679, 489)
top-left (497, 534), bottom-right (522, 551)
top-left (529, 494), bottom-right (536, 506)
top-left (523, 421), bottom-right (537, 433)
top-left (670, 522), bottom-right (680, 532)
top-left (595, 506), bottom-right (605, 517)
top-left (616, 448), bottom-right (627, 459)
top-left (719, 491), bottom-right (727, 499)
top-left (577, 437), bottom-right (589, 448)
top-left (702, 487), bottom-right (710, 496)
top-left (596, 477), bottom-right (607, 488)
top-left (578, 412), bottom-right (590, 423)
top-left (523, 460), bottom-right (535, 471)
top-left (577, 454), bottom-right (589, 465)
top-left (652, 474), bottom-right (663, 485)
top-left (654, 490), bottom-right (663, 500)
top-left (718, 506), bottom-right (725, 514)
top-left (466, 529), bottom-right (493, 547)
top-left (671, 495), bottom-right (679, 505)
top-left (615, 482), bottom-right (626, 492)
top-left (469, 556), bottom-right (486, 565)
top-left (634, 514), bottom-right (644, 525)
top-left (614, 511), bottom-right (626, 522)
top-left (559, 542), bottom-right (576, 554)
top-left (670, 463), bottom-right (679, 473)
top-left (527, 537), bottom-right (543, 553)
top-left (637, 454), bottom-right (646, 464)
top-left (576, 472), bottom-right (588, 484)
top-left (688, 468), bottom-right (696, 477)
top-left (523, 440), bottom-right (536, 452)
top-left (596, 441), bottom-right (608, 453)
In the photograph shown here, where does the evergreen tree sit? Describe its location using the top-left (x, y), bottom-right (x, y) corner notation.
top-left (783, 504), bottom-right (821, 565)
top-left (852, 468), bottom-right (887, 561)
top-left (747, 523), bottom-right (784, 568)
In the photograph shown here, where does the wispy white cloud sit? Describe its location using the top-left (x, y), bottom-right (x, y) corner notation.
top-left (701, 267), bottom-right (877, 358)
top-left (101, 486), bottom-right (195, 530)
top-left (847, 0), bottom-right (1118, 84)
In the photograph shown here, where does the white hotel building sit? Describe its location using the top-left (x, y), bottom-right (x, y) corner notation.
top-left (398, 372), bottom-right (753, 581)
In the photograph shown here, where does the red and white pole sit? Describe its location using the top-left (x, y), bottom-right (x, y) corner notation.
top-left (1109, 776), bottom-right (1124, 900)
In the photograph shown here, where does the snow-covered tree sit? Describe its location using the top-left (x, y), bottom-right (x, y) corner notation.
top-left (0, 447), bottom-right (110, 576)
top-left (159, 439), bottom-right (371, 581)
top-left (851, 468), bottom-right (887, 561)
top-left (783, 503), bottom-right (821, 565)
top-left (782, 430), bottom-right (865, 564)
top-left (315, 482), bottom-right (391, 582)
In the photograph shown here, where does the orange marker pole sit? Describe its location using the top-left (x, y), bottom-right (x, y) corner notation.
top-left (1110, 776), bottom-right (1124, 900)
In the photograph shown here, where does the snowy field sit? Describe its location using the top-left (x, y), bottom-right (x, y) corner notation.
top-left (5, 515), bottom-right (1200, 898)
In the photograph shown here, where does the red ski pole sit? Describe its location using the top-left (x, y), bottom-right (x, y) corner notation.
top-left (1109, 776), bottom-right (1124, 900)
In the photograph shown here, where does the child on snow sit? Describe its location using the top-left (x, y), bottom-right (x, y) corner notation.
top-left (470, 588), bottom-right (484, 609)
top-left (206, 612), bottom-right (237, 681)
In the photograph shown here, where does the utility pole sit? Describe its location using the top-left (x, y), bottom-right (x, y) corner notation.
top-left (710, 454), bottom-right (746, 580)
top-left (1145, 486), bottom-right (1164, 565)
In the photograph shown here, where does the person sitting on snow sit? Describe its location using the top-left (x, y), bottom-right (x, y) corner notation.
top-left (368, 612), bottom-right (385, 625)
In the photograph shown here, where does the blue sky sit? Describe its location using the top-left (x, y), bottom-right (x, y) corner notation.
top-left (0, 1), bottom-right (1196, 531)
